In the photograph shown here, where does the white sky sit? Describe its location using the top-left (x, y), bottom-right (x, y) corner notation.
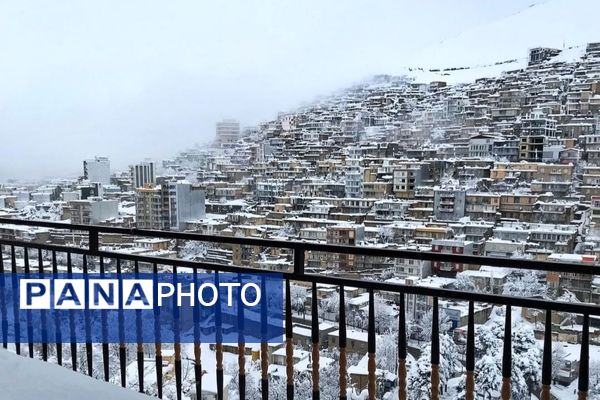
top-left (0, 0), bottom-right (592, 180)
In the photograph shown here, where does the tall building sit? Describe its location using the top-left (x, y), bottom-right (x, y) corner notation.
top-left (135, 185), bottom-right (163, 230)
top-left (131, 161), bottom-right (155, 189)
top-left (519, 109), bottom-right (557, 161)
top-left (433, 187), bottom-right (466, 221)
top-left (325, 224), bottom-right (365, 272)
top-left (216, 119), bottom-right (240, 146)
top-left (69, 198), bottom-right (118, 225)
top-left (164, 180), bottom-right (206, 231)
top-left (83, 156), bottom-right (111, 185)
top-left (135, 180), bottom-right (205, 231)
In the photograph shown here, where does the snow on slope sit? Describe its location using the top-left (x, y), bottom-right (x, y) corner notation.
top-left (0, 349), bottom-right (148, 400)
top-left (402, 0), bottom-right (599, 83)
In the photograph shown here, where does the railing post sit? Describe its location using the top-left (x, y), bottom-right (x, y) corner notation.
top-left (153, 263), bottom-right (163, 399)
top-left (294, 246), bottom-right (305, 276)
top-left (285, 279), bottom-right (294, 400)
top-left (117, 258), bottom-right (127, 388)
top-left (67, 252), bottom-right (77, 372)
top-left (261, 276), bottom-right (269, 400)
top-left (431, 297), bottom-right (440, 400)
top-left (175, 342), bottom-right (182, 400)
top-left (82, 255), bottom-right (92, 376)
top-left (0, 245), bottom-right (8, 350)
top-left (339, 286), bottom-right (347, 400)
top-left (465, 301), bottom-right (475, 400)
top-left (311, 281), bottom-right (320, 400)
top-left (540, 309), bottom-right (552, 400)
top-left (10, 246), bottom-right (20, 356)
top-left (173, 266), bottom-right (182, 400)
top-left (51, 251), bottom-right (62, 365)
top-left (38, 248), bottom-right (48, 362)
top-left (89, 228), bottom-right (99, 255)
top-left (195, 343), bottom-right (203, 399)
top-left (24, 248), bottom-right (34, 358)
top-left (367, 289), bottom-right (376, 400)
top-left (193, 269), bottom-right (202, 400)
top-left (578, 314), bottom-right (590, 400)
top-left (215, 272), bottom-right (224, 400)
top-left (501, 306), bottom-right (512, 400)
top-left (135, 260), bottom-right (144, 393)
top-left (99, 256), bottom-right (109, 381)
top-left (398, 293), bottom-right (407, 400)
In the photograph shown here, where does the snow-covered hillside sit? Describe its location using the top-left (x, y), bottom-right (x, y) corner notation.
top-left (0, 350), bottom-right (148, 400)
top-left (402, 0), bottom-right (599, 83)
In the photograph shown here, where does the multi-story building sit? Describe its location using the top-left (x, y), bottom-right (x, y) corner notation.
top-left (498, 193), bottom-right (538, 222)
top-left (592, 196), bottom-right (600, 227)
top-left (392, 162), bottom-right (427, 199)
top-left (433, 187), bottom-right (466, 221)
top-left (68, 198), bottom-right (118, 225)
top-left (468, 134), bottom-right (496, 158)
top-left (393, 249), bottom-right (432, 278)
top-left (131, 161), bottom-right (155, 189)
top-left (135, 185), bottom-right (164, 230)
top-left (83, 156), bottom-right (110, 185)
top-left (135, 181), bottom-right (205, 231)
top-left (431, 239), bottom-right (475, 277)
top-left (465, 193), bottom-right (500, 222)
top-left (549, 254), bottom-right (597, 302)
top-left (519, 110), bottom-right (557, 161)
top-left (216, 119), bottom-right (241, 146)
top-left (325, 224), bottom-right (365, 272)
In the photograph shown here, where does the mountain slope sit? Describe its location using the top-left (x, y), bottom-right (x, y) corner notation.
top-left (402, 0), bottom-right (599, 83)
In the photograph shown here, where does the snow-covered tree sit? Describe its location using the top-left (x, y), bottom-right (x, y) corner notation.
top-left (451, 273), bottom-right (477, 292)
top-left (19, 203), bottom-right (63, 221)
top-left (552, 343), bottom-right (567, 385)
top-left (268, 375), bottom-right (288, 400)
top-left (376, 333), bottom-right (397, 373)
top-left (275, 223), bottom-right (296, 239)
top-left (439, 333), bottom-right (460, 393)
top-left (227, 360), bottom-right (262, 399)
top-left (290, 285), bottom-right (307, 318)
top-left (319, 353), bottom-right (350, 400)
top-left (379, 269), bottom-right (395, 281)
top-left (319, 291), bottom-right (341, 320)
top-left (556, 290), bottom-right (580, 330)
top-left (347, 294), bottom-right (396, 333)
top-left (378, 225), bottom-right (395, 244)
top-left (179, 240), bottom-right (211, 261)
top-left (408, 333), bottom-right (459, 398)
top-left (474, 354), bottom-right (503, 399)
top-left (502, 271), bottom-right (546, 298)
top-left (590, 361), bottom-right (600, 398)
top-left (374, 296), bottom-right (396, 334)
top-left (462, 307), bottom-right (542, 398)
top-left (407, 345), bottom-right (431, 400)
top-left (412, 308), bottom-right (452, 342)
top-left (512, 322), bottom-right (542, 394)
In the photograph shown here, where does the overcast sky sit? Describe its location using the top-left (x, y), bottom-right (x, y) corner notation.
top-left (0, 0), bottom-right (579, 180)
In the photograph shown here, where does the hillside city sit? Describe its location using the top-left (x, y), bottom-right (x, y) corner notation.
top-left (3, 42), bottom-right (600, 399)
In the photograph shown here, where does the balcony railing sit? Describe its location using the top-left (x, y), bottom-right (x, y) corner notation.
top-left (0, 217), bottom-right (599, 400)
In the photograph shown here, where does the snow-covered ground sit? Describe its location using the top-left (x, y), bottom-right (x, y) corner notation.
top-left (403, 0), bottom-right (599, 84)
top-left (0, 349), bottom-right (148, 400)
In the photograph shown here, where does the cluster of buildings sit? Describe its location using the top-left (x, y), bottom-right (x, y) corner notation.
top-left (3, 42), bottom-right (600, 390)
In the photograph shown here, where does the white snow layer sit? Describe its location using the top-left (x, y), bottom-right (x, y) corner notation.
top-left (0, 349), bottom-right (148, 400)
top-left (404, 0), bottom-right (599, 84)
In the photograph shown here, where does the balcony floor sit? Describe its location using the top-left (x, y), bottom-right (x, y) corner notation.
top-left (0, 349), bottom-right (148, 400)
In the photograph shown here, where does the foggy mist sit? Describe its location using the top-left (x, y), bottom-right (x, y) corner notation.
top-left (0, 0), bottom-right (563, 179)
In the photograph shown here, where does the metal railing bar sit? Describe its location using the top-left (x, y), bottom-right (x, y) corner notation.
top-left (1, 239), bottom-right (598, 316)
top-left (1, 218), bottom-right (599, 275)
